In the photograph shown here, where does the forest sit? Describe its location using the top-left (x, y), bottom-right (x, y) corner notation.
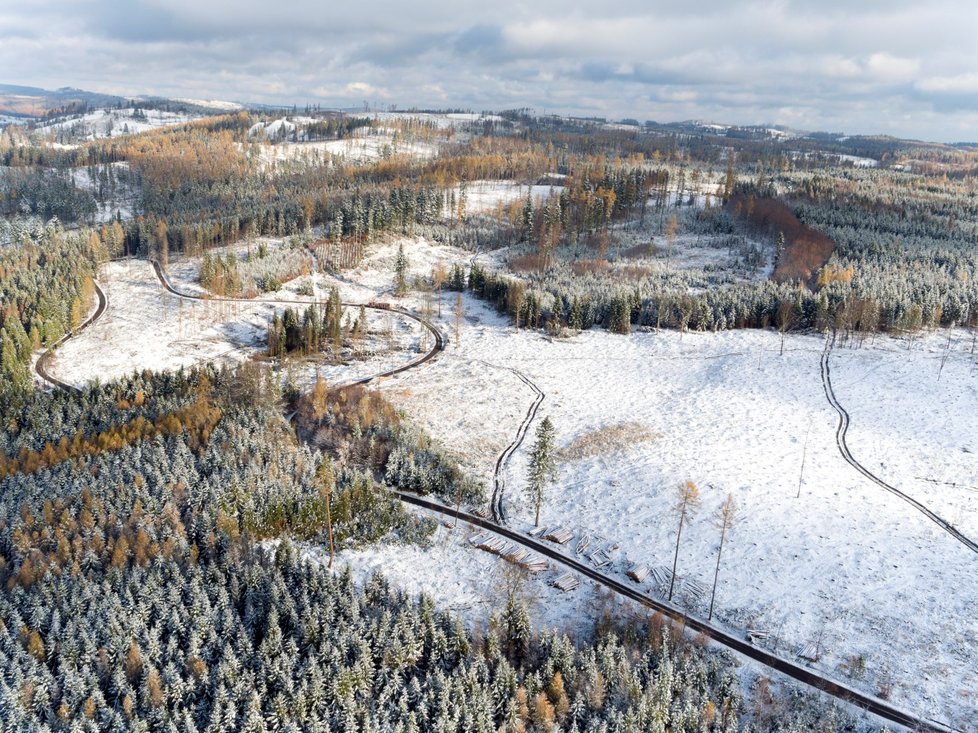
top-left (1, 104), bottom-right (971, 731)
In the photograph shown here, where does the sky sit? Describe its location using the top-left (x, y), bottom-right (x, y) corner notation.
top-left (3, 0), bottom-right (978, 141)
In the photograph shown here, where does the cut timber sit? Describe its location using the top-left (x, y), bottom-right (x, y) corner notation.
top-left (627, 563), bottom-right (651, 583)
top-left (544, 527), bottom-right (574, 544)
top-left (575, 533), bottom-right (591, 555)
top-left (553, 573), bottom-right (580, 592)
top-left (747, 629), bottom-right (771, 644)
top-left (528, 525), bottom-right (548, 538)
top-left (522, 557), bottom-right (548, 573)
top-left (651, 566), bottom-right (676, 589)
top-left (682, 578), bottom-right (709, 602)
top-left (797, 642), bottom-right (819, 662)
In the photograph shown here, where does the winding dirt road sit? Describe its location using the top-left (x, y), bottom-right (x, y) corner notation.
top-left (474, 360), bottom-right (545, 524)
top-left (820, 334), bottom-right (978, 555)
top-left (33, 262), bottom-right (961, 732)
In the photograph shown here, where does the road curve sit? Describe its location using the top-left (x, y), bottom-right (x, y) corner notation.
top-left (35, 279), bottom-right (108, 393)
top-left (398, 491), bottom-right (959, 733)
top-left (821, 334), bottom-right (978, 555)
top-left (151, 260), bottom-right (445, 384)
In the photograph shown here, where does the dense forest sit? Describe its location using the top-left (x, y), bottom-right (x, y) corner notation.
top-left (0, 365), bottom-right (860, 732)
top-left (2, 105), bottom-right (950, 731)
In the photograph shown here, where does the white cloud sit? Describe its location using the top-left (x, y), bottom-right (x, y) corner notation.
top-left (2, 0), bottom-right (978, 140)
top-left (916, 73), bottom-right (978, 94)
top-left (866, 52), bottom-right (919, 81)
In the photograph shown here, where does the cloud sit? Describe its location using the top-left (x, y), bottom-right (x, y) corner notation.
top-left (1, 0), bottom-right (977, 140)
top-left (866, 53), bottom-right (920, 81)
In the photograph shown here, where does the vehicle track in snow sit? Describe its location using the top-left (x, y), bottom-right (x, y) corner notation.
top-left (474, 360), bottom-right (545, 524)
top-left (35, 260), bottom-right (444, 390)
top-left (820, 333), bottom-right (978, 555)
top-left (397, 491), bottom-right (959, 733)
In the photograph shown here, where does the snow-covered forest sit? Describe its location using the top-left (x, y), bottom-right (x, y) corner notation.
top-left (2, 105), bottom-right (976, 730)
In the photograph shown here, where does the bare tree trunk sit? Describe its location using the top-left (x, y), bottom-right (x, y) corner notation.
top-left (668, 511), bottom-right (685, 601)
top-left (709, 522), bottom-right (726, 620)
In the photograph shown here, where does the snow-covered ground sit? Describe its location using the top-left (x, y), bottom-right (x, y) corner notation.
top-left (371, 111), bottom-right (503, 130)
top-left (376, 298), bottom-right (977, 728)
top-left (459, 180), bottom-right (565, 215)
top-left (41, 258), bottom-right (427, 390)
top-left (42, 234), bottom-right (978, 727)
top-left (37, 108), bottom-right (205, 140)
top-left (67, 161), bottom-right (135, 222)
top-left (253, 135), bottom-right (439, 168)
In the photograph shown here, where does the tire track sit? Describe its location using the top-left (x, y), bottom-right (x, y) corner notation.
top-left (35, 279), bottom-right (108, 393)
top-left (153, 260), bottom-right (445, 383)
top-left (821, 333), bottom-right (978, 554)
top-left (475, 360), bottom-right (545, 524)
top-left (35, 260), bottom-right (444, 391)
top-left (396, 491), bottom-right (959, 733)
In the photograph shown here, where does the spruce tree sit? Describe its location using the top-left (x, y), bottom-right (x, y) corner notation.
top-left (525, 416), bottom-right (557, 526)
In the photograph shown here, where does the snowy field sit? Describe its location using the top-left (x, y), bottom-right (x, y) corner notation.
top-left (37, 108), bottom-right (205, 140)
top-left (375, 293), bottom-right (977, 728)
top-left (42, 258), bottom-right (427, 390)
top-left (459, 180), bottom-right (565, 215)
top-left (252, 134), bottom-right (440, 168)
top-left (42, 235), bottom-right (978, 727)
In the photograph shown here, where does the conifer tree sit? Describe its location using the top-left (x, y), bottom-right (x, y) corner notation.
top-left (526, 416), bottom-right (557, 526)
top-left (394, 243), bottom-right (409, 296)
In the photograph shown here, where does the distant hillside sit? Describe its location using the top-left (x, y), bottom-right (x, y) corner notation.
top-left (0, 83), bottom-right (125, 118)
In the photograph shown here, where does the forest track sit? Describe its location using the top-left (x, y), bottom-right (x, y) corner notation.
top-left (397, 491), bottom-right (959, 733)
top-left (475, 360), bottom-right (545, 524)
top-left (150, 260), bottom-right (445, 383)
top-left (820, 333), bottom-right (978, 555)
top-left (35, 279), bottom-right (108, 393)
top-left (35, 260), bottom-right (444, 391)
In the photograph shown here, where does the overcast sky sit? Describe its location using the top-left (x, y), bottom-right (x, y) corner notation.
top-left (4, 0), bottom-right (978, 141)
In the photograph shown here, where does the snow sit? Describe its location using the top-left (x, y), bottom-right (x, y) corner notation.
top-left (376, 307), bottom-right (977, 728)
top-left (251, 135), bottom-right (439, 167)
top-left (66, 161), bottom-right (135, 223)
top-left (37, 108), bottom-right (205, 140)
top-left (458, 180), bottom-right (564, 215)
top-left (39, 232), bottom-right (978, 727)
top-left (372, 111), bottom-right (503, 130)
top-left (41, 257), bottom-right (427, 391)
top-left (305, 515), bottom-right (602, 634)
top-left (173, 98), bottom-right (243, 111)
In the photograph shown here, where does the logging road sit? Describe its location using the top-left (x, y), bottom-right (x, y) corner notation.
top-left (34, 260), bottom-right (959, 733)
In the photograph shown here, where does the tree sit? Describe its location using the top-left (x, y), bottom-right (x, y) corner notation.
top-left (393, 242), bottom-right (408, 296)
top-left (665, 214), bottom-right (678, 256)
top-left (776, 299), bottom-right (796, 356)
top-left (708, 493), bottom-right (737, 620)
top-left (525, 416), bottom-right (557, 526)
top-left (316, 457), bottom-right (336, 568)
top-left (668, 480), bottom-right (700, 601)
top-left (453, 292), bottom-right (464, 348)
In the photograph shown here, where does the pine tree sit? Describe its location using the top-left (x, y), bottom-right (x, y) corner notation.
top-left (394, 243), bottom-right (409, 297)
top-left (525, 417), bottom-right (557, 526)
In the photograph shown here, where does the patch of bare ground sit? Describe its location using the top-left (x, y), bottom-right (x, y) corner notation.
top-left (559, 421), bottom-right (658, 461)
